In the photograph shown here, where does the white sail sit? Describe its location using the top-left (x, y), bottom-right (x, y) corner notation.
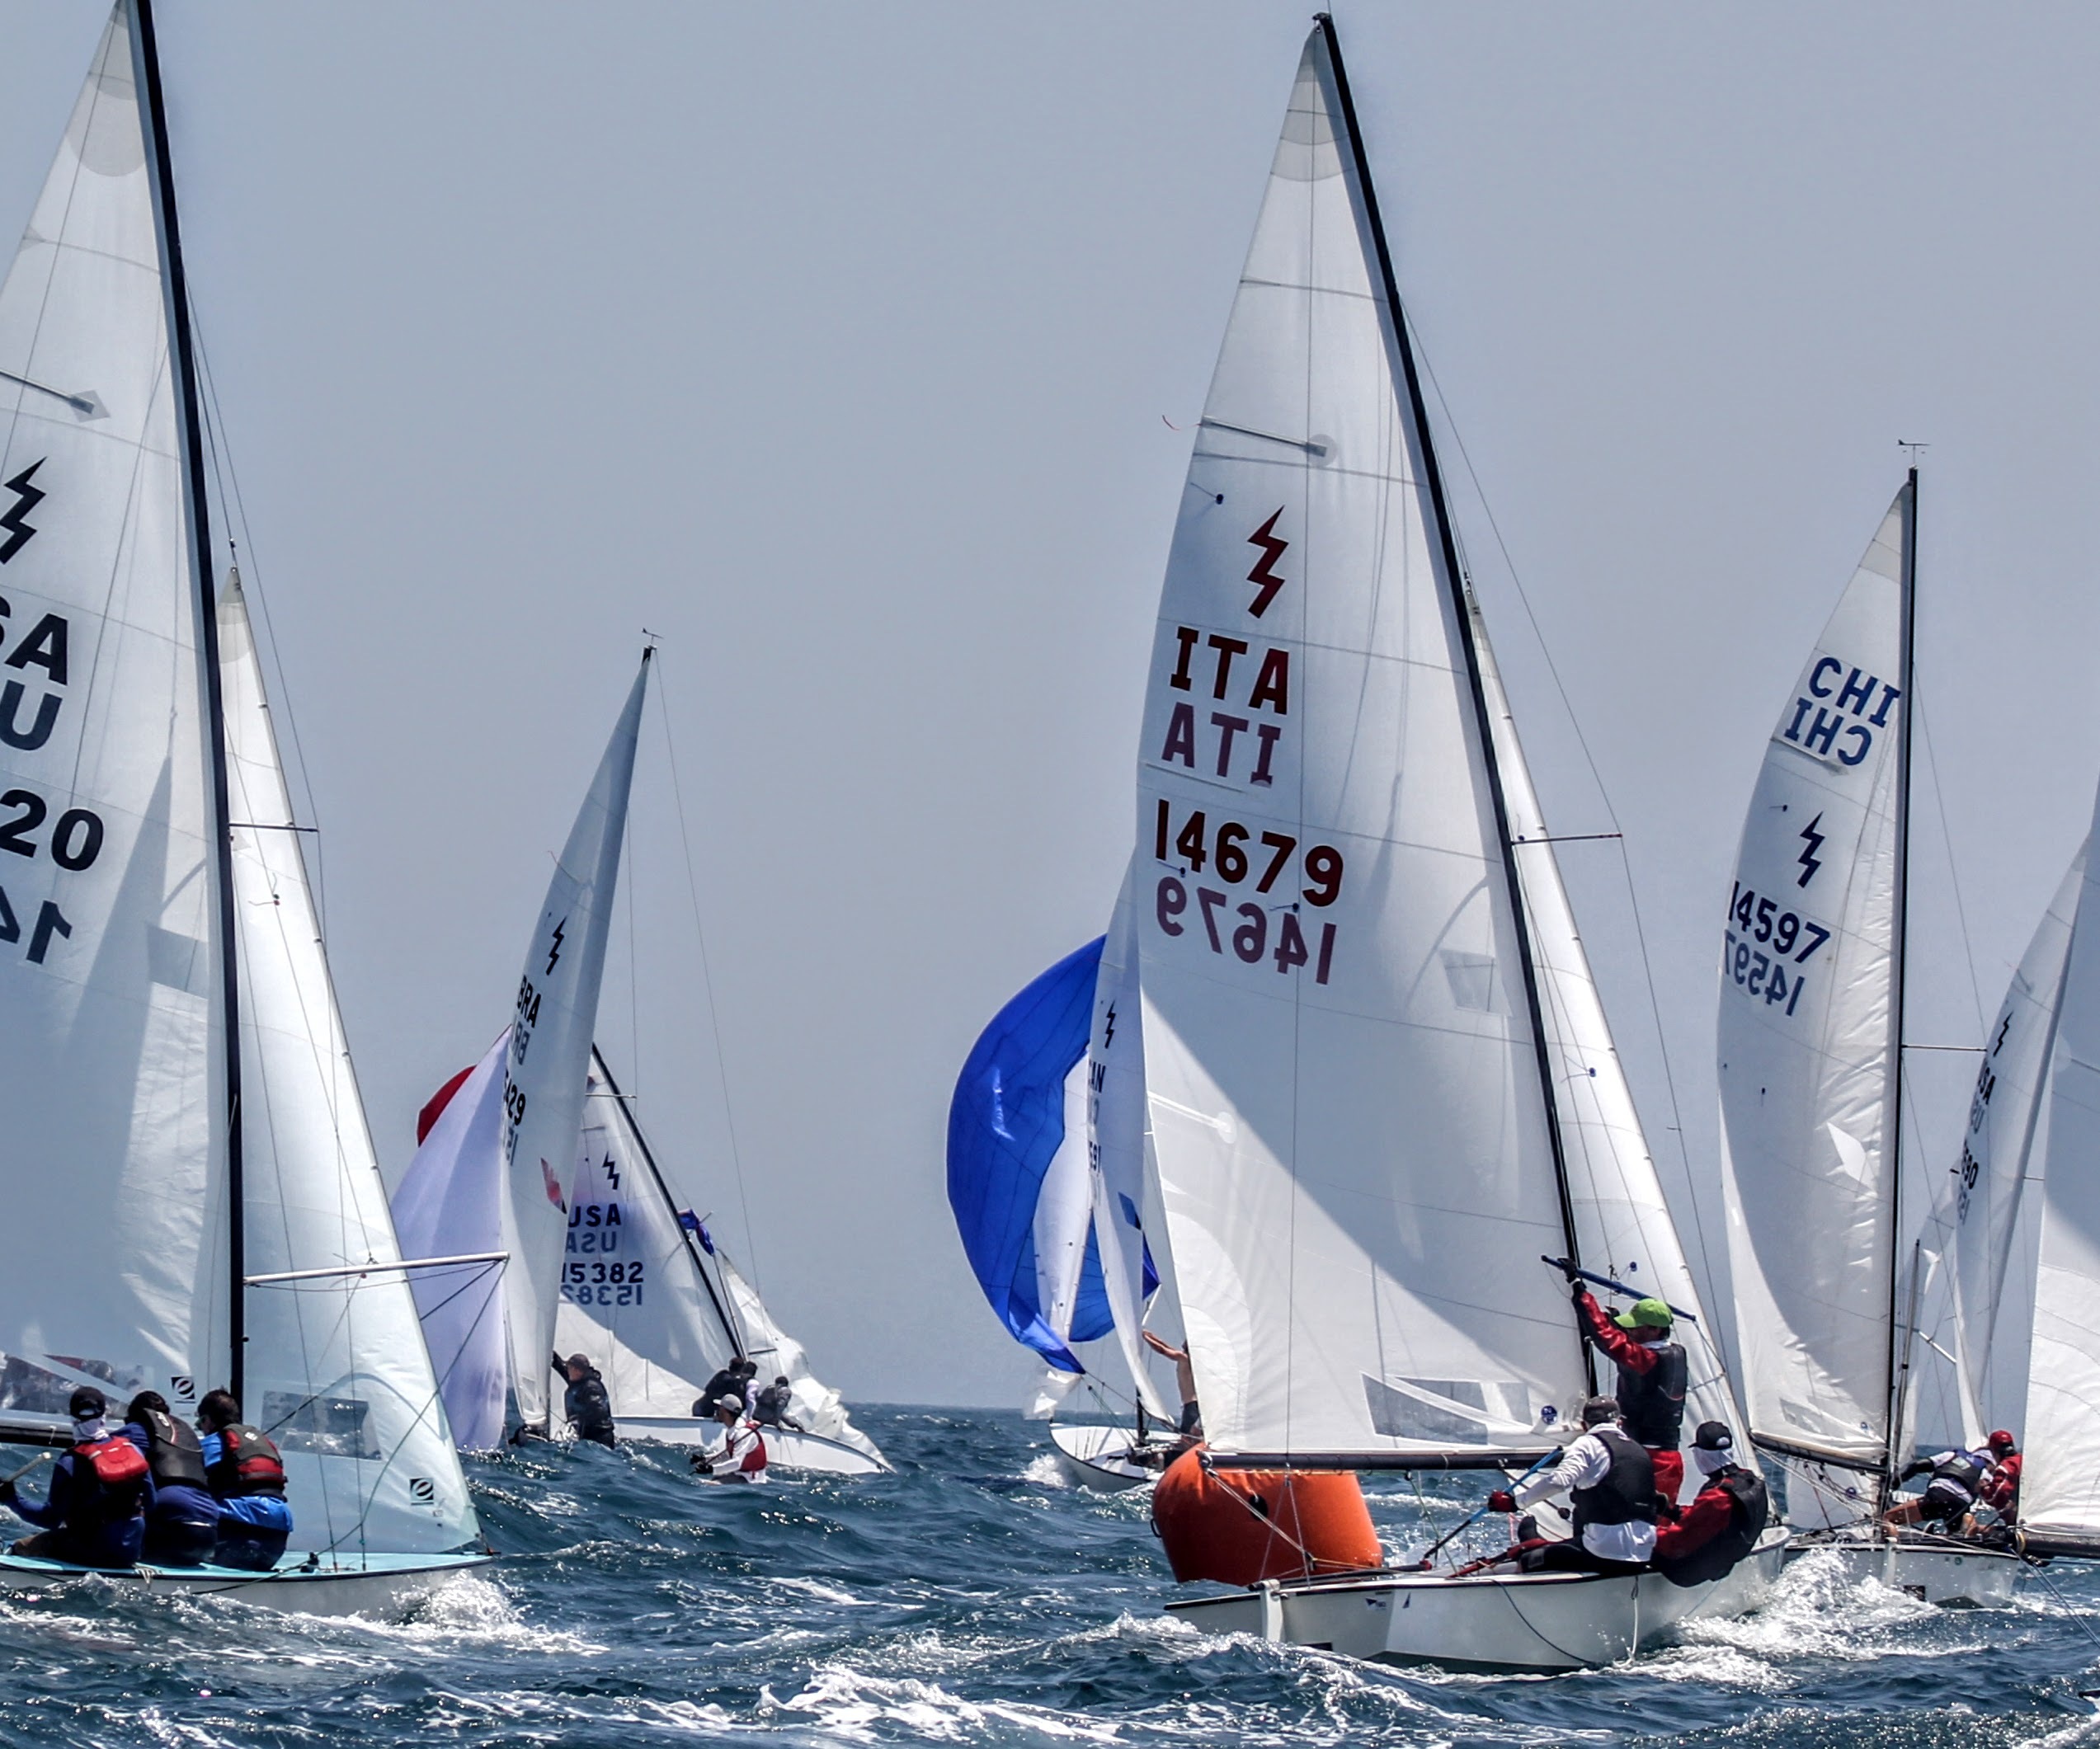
top-left (499, 657), bottom-right (648, 1428)
top-left (715, 1250), bottom-right (882, 1462)
top-left (1087, 865), bottom-right (1175, 1422)
top-left (551, 1051), bottom-right (740, 1420)
top-left (1474, 609), bottom-right (1745, 1451)
top-left (0, 6), bottom-right (228, 1426)
top-left (1136, 32), bottom-right (1585, 1463)
top-left (1717, 489), bottom-right (1909, 1469)
top-left (392, 1032), bottom-right (511, 1450)
top-left (221, 576), bottom-right (476, 1551)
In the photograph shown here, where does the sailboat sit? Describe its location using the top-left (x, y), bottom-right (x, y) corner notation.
top-left (1126, 18), bottom-right (1777, 1670)
top-left (391, 660), bottom-right (647, 1450)
top-left (1947, 797), bottom-right (2100, 1562)
top-left (948, 878), bottom-right (1179, 1492)
top-left (1716, 473), bottom-right (2019, 1604)
top-left (553, 1046), bottom-right (888, 1474)
top-left (0, 1), bottom-right (485, 1612)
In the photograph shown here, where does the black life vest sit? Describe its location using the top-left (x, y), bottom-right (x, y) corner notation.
top-left (566, 1372), bottom-right (614, 1441)
top-left (134, 1409), bottom-right (210, 1491)
top-left (1655, 1467), bottom-right (1770, 1588)
top-left (1616, 1342), bottom-right (1688, 1450)
top-left (68, 1435), bottom-right (148, 1524)
top-left (1931, 1450), bottom-right (1989, 1502)
top-left (207, 1424), bottom-right (287, 1498)
top-left (1571, 1426), bottom-right (1657, 1535)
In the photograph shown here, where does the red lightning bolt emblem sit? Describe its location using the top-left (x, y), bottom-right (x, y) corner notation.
top-left (1245, 509), bottom-right (1288, 618)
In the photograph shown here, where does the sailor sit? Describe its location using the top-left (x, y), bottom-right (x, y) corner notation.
top-left (694, 1357), bottom-right (750, 1417)
top-left (555, 1352), bottom-right (617, 1449)
top-left (1974, 1430), bottom-right (2021, 1526)
top-left (1565, 1271), bottom-right (1688, 1511)
top-left (123, 1390), bottom-right (218, 1568)
top-left (1882, 1441), bottom-right (1991, 1535)
top-left (196, 1390), bottom-right (294, 1572)
top-left (1142, 1331), bottom-right (1203, 1440)
top-left (0, 1385), bottom-right (149, 1569)
top-left (690, 1395), bottom-right (768, 1483)
top-left (1485, 1395), bottom-right (1657, 1576)
top-left (1650, 1421), bottom-right (1769, 1586)
top-left (751, 1375), bottom-right (805, 1433)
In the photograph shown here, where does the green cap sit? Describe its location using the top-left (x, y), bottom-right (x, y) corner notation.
top-left (1613, 1297), bottom-right (1674, 1331)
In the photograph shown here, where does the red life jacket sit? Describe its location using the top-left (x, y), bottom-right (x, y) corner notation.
top-left (207, 1425), bottom-right (287, 1498)
top-left (71, 1435), bottom-right (148, 1521)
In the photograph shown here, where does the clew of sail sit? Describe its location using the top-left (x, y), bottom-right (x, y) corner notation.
top-left (1088, 865), bottom-right (1175, 1423)
top-left (498, 657), bottom-right (648, 1430)
top-left (1135, 31), bottom-right (1584, 1465)
top-left (392, 1032), bottom-right (511, 1450)
top-left (221, 575), bottom-right (477, 1552)
top-left (0, 5), bottom-right (228, 1430)
top-left (1717, 489), bottom-right (1909, 1473)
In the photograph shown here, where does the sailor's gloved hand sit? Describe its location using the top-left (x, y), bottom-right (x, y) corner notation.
top-left (1486, 1489), bottom-right (1518, 1514)
top-left (690, 1453), bottom-right (715, 1476)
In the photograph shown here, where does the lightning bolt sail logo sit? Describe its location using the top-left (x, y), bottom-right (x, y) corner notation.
top-left (1796, 812), bottom-right (1825, 889)
top-left (1245, 508), bottom-right (1288, 618)
top-left (0, 459), bottom-right (46, 564)
top-left (1102, 1001), bottom-right (1117, 1049)
top-left (545, 915), bottom-right (567, 976)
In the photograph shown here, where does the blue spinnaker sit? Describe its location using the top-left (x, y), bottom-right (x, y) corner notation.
top-left (949, 938), bottom-right (1114, 1371)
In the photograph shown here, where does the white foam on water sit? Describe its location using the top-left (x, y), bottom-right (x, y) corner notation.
top-left (1675, 1545), bottom-right (1944, 1666)
top-left (1021, 1455), bottom-right (1070, 1489)
top-left (777, 1574), bottom-right (873, 1608)
top-left (775, 1666), bottom-right (1124, 1743)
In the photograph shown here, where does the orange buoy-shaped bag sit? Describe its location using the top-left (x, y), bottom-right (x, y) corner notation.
top-left (1151, 1445), bottom-right (1382, 1586)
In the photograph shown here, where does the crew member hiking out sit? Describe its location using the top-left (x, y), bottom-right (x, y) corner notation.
top-left (1484, 1395), bottom-right (1657, 1577)
top-left (1884, 1442), bottom-right (1993, 1535)
top-left (123, 1390), bottom-right (218, 1568)
top-left (1651, 1421), bottom-right (1769, 1586)
top-left (690, 1395), bottom-right (767, 1483)
top-left (556, 1352), bottom-right (617, 1449)
top-left (196, 1390), bottom-right (294, 1572)
top-left (0, 1386), bottom-right (150, 1569)
top-left (1564, 1265), bottom-right (1688, 1511)
top-left (751, 1376), bottom-right (804, 1433)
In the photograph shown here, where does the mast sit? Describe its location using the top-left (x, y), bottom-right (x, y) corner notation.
top-left (589, 1051), bottom-right (746, 1358)
top-left (1880, 466), bottom-right (1920, 1508)
top-left (1315, 13), bottom-right (1589, 1367)
top-left (131, 0), bottom-right (246, 1404)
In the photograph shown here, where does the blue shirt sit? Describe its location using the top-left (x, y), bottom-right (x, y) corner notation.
top-left (199, 1432), bottom-right (294, 1532)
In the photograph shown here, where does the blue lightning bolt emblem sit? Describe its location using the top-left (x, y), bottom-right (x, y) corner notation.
top-left (545, 915), bottom-right (567, 976)
top-left (1796, 812), bottom-right (1825, 889)
top-left (0, 459), bottom-right (46, 564)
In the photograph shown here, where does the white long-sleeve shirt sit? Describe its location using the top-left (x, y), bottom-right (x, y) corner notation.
top-left (1514, 1430), bottom-right (1657, 1563)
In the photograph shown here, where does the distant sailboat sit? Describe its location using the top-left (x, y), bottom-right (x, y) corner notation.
top-left (1947, 796), bottom-right (2100, 1561)
top-left (1715, 474), bottom-right (2019, 1604)
top-left (1117, 17), bottom-right (1773, 1669)
top-left (0, 1), bottom-right (483, 1612)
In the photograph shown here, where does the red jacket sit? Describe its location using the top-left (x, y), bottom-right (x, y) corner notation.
top-left (1980, 1452), bottom-right (2021, 1512)
top-left (1652, 1479), bottom-right (1736, 1563)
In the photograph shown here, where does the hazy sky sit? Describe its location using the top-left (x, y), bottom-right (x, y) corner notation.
top-left (2, 2), bottom-right (2096, 1408)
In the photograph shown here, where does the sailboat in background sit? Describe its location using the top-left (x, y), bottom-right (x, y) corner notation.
top-left (392, 658), bottom-right (647, 1449)
top-left (1947, 794), bottom-right (2100, 1561)
top-left (1119, 17), bottom-right (1773, 1669)
top-left (0, 0), bottom-right (483, 1611)
top-left (1715, 475), bottom-right (2020, 1604)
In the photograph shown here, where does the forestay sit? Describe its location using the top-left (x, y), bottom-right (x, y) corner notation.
top-left (497, 658), bottom-right (649, 1430)
top-left (223, 576), bottom-right (476, 1552)
top-left (0, 5), bottom-right (228, 1430)
top-left (1718, 488), bottom-right (1909, 1471)
top-left (1950, 806), bottom-right (2100, 1548)
top-left (1135, 30), bottom-right (1586, 1464)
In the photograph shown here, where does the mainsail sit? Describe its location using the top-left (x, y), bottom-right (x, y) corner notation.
top-left (1717, 485), bottom-right (1912, 1474)
top-left (1133, 23), bottom-right (1719, 1468)
top-left (1948, 811), bottom-right (2100, 1553)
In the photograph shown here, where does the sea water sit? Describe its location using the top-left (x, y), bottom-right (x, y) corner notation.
top-left (0, 1408), bottom-right (2094, 1745)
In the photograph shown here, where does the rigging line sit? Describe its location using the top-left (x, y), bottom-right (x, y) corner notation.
top-left (652, 661), bottom-right (760, 1289)
top-left (1914, 691), bottom-right (1987, 1037)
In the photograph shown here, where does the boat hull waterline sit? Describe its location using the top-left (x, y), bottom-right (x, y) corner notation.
top-left (1164, 1533), bottom-right (1789, 1671)
top-left (1783, 1534), bottom-right (2022, 1606)
top-left (1049, 1422), bottom-right (1170, 1493)
top-left (0, 1550), bottom-right (493, 1620)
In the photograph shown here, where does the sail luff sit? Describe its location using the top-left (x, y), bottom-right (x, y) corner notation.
top-left (129, 0), bottom-right (243, 1400)
top-left (1880, 468), bottom-right (1919, 1496)
top-left (1314, 16), bottom-right (1585, 1314)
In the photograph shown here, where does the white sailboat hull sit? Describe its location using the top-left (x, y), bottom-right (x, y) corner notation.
top-left (614, 1418), bottom-right (889, 1476)
top-left (0, 1550), bottom-right (492, 1620)
top-left (1784, 1533), bottom-right (2021, 1606)
top-left (1049, 1422), bottom-right (1167, 1493)
top-left (1165, 1532), bottom-right (1787, 1672)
